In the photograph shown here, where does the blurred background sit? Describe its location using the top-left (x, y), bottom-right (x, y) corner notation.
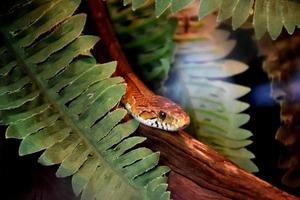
top-left (1, 1), bottom-right (300, 199)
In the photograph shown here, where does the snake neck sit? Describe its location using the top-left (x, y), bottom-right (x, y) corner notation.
top-left (124, 72), bottom-right (154, 97)
top-left (121, 72), bottom-right (155, 116)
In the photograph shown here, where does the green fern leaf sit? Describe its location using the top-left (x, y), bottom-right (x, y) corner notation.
top-left (199, 0), bottom-right (221, 19)
top-left (132, 0), bottom-right (148, 10)
top-left (0, 0), bottom-right (170, 199)
top-left (127, 0), bottom-right (300, 39)
top-left (162, 18), bottom-right (258, 173)
top-left (253, 0), bottom-right (267, 39)
top-left (231, 0), bottom-right (254, 30)
top-left (155, 0), bottom-right (172, 17)
top-left (108, 1), bottom-right (176, 85)
top-left (200, 0), bottom-right (300, 39)
top-left (217, 0), bottom-right (239, 22)
top-left (170, 0), bottom-right (194, 13)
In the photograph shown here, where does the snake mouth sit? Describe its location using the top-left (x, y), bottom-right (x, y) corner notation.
top-left (137, 117), bottom-right (181, 131)
top-left (133, 115), bottom-right (188, 131)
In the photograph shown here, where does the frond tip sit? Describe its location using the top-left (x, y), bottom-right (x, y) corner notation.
top-left (0, 0), bottom-right (170, 199)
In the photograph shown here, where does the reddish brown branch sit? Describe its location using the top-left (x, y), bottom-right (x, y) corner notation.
top-left (87, 0), bottom-right (299, 199)
top-left (140, 126), bottom-right (298, 200)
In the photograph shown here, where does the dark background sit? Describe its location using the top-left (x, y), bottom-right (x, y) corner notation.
top-left (229, 27), bottom-right (300, 197)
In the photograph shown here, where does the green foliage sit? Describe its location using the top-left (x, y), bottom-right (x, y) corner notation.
top-left (0, 0), bottom-right (170, 199)
top-left (161, 23), bottom-right (258, 172)
top-left (107, 0), bottom-right (177, 86)
top-left (125, 0), bottom-right (300, 40)
top-left (199, 0), bottom-right (300, 39)
top-left (123, 0), bottom-right (194, 16)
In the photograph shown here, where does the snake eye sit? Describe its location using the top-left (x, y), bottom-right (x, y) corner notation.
top-left (159, 111), bottom-right (167, 120)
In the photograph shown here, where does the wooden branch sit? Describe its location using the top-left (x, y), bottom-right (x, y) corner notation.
top-left (87, 1), bottom-right (300, 199)
top-left (140, 126), bottom-right (299, 200)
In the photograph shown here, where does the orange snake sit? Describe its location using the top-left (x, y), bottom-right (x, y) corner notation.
top-left (89, 0), bottom-right (190, 131)
top-left (122, 73), bottom-right (190, 131)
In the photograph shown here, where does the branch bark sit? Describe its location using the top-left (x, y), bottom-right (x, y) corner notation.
top-left (87, 0), bottom-right (300, 199)
top-left (140, 126), bottom-right (299, 200)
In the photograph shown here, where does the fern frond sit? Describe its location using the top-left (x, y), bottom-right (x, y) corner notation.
top-left (0, 0), bottom-right (170, 199)
top-left (107, 1), bottom-right (177, 86)
top-left (199, 0), bottom-right (300, 39)
top-left (127, 0), bottom-right (300, 40)
top-left (162, 15), bottom-right (258, 173)
top-left (123, 0), bottom-right (194, 16)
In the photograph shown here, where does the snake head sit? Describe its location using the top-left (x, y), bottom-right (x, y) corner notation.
top-left (125, 95), bottom-right (190, 131)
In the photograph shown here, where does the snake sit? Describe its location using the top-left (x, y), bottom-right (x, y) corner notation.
top-left (122, 73), bottom-right (190, 131)
top-left (89, 0), bottom-right (190, 131)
